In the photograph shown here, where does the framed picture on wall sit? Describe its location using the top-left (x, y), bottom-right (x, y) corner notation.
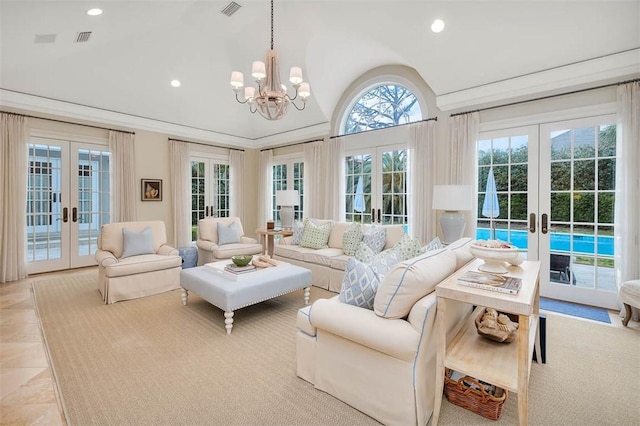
top-left (141, 179), bottom-right (162, 201)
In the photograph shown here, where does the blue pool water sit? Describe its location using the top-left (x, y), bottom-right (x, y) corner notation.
top-left (476, 229), bottom-right (614, 256)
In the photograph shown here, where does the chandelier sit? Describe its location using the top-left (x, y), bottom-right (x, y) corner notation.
top-left (229, 0), bottom-right (310, 120)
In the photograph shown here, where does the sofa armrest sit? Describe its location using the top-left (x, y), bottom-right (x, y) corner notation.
top-left (310, 298), bottom-right (420, 362)
top-left (196, 239), bottom-right (218, 252)
top-left (157, 245), bottom-right (179, 256)
top-left (95, 249), bottom-right (117, 267)
top-left (240, 236), bottom-right (258, 244)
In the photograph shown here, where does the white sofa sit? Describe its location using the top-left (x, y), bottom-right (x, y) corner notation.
top-left (274, 221), bottom-right (406, 292)
top-left (296, 238), bottom-right (475, 426)
top-left (95, 221), bottom-right (182, 304)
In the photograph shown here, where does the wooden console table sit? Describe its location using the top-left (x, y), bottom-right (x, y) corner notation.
top-left (432, 258), bottom-right (541, 425)
top-left (255, 228), bottom-right (293, 257)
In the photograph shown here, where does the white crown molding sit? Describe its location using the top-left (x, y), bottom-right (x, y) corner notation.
top-left (0, 89), bottom-right (253, 148)
top-left (436, 49), bottom-right (640, 112)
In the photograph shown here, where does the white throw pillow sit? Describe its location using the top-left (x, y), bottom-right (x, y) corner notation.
top-left (121, 227), bottom-right (155, 258)
top-left (300, 219), bottom-right (333, 249)
top-left (374, 249), bottom-right (456, 319)
top-left (391, 233), bottom-right (424, 261)
top-left (217, 221), bottom-right (240, 245)
top-left (342, 222), bottom-right (363, 256)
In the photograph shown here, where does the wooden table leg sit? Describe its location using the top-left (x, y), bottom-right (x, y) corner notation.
top-left (259, 234), bottom-right (267, 255)
top-left (267, 234), bottom-right (275, 257)
top-left (432, 297), bottom-right (447, 426)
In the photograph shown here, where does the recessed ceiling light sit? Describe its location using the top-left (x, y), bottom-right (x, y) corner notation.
top-left (86, 8), bottom-right (103, 16)
top-left (171, 80), bottom-right (181, 88)
top-left (431, 19), bottom-right (445, 33)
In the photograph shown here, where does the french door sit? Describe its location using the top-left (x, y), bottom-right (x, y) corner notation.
top-left (345, 145), bottom-right (407, 227)
top-left (477, 115), bottom-right (618, 309)
top-left (190, 154), bottom-right (230, 241)
top-left (271, 157), bottom-right (304, 225)
top-left (26, 138), bottom-right (110, 274)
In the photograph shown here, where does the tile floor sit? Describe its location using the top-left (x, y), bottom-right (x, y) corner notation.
top-left (1, 267), bottom-right (638, 425)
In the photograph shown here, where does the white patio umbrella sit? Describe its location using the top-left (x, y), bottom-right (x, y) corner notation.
top-left (482, 167), bottom-right (500, 239)
top-left (354, 176), bottom-right (365, 213)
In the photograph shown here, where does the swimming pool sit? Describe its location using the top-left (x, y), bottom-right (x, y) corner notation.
top-left (476, 229), bottom-right (614, 256)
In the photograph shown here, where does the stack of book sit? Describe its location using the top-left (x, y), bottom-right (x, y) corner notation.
top-left (224, 263), bottom-right (257, 275)
top-left (457, 270), bottom-right (522, 294)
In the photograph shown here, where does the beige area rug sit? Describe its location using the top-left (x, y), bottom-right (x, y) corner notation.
top-left (33, 272), bottom-right (639, 426)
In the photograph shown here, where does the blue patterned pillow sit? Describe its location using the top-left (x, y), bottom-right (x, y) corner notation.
top-left (363, 225), bottom-right (386, 254)
top-left (355, 241), bottom-right (375, 263)
top-left (369, 250), bottom-right (401, 278)
top-left (342, 222), bottom-right (363, 256)
top-left (291, 220), bottom-right (305, 245)
top-left (339, 257), bottom-right (380, 310)
top-left (423, 236), bottom-right (444, 253)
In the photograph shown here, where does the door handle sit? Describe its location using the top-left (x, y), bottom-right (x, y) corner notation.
top-left (529, 213), bottom-right (536, 233)
top-left (205, 206), bottom-right (209, 217)
top-left (62, 207), bottom-right (68, 223)
top-left (377, 208), bottom-right (381, 223)
top-left (371, 208), bottom-right (375, 223)
top-left (541, 213), bottom-right (548, 234)
top-left (72, 207), bottom-right (78, 223)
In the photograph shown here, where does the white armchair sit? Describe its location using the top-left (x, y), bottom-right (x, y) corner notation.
top-left (95, 221), bottom-right (182, 304)
top-left (196, 217), bottom-right (262, 265)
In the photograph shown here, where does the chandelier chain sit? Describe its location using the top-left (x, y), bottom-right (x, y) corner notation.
top-left (270, 0), bottom-right (274, 50)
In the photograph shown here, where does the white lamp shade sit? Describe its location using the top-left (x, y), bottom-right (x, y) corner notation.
top-left (251, 61), bottom-right (266, 79)
top-left (244, 86), bottom-right (255, 100)
top-left (432, 185), bottom-right (473, 211)
top-left (298, 82), bottom-right (310, 99)
top-left (230, 71), bottom-right (244, 88)
top-left (276, 190), bottom-right (299, 206)
top-left (289, 67), bottom-right (303, 85)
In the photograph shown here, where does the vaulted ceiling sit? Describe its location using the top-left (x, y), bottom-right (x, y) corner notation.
top-left (1, 1), bottom-right (639, 148)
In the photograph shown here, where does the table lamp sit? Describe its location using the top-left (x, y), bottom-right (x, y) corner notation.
top-left (432, 185), bottom-right (473, 244)
top-left (275, 190), bottom-right (299, 229)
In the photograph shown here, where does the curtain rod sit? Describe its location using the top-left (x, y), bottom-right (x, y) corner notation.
top-left (450, 78), bottom-right (640, 118)
top-left (168, 138), bottom-right (245, 152)
top-left (0, 110), bottom-right (135, 134)
top-left (328, 116), bottom-right (438, 140)
top-left (259, 138), bottom-right (324, 152)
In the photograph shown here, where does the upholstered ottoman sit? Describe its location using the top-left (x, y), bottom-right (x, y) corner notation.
top-left (620, 279), bottom-right (640, 326)
top-left (180, 262), bottom-right (312, 334)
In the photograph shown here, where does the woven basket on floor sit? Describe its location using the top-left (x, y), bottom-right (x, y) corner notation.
top-left (444, 369), bottom-right (508, 420)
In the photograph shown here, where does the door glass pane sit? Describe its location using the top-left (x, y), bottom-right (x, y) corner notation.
top-left (476, 135), bottom-right (529, 250)
top-left (191, 160), bottom-right (206, 241)
top-left (26, 144), bottom-right (62, 261)
top-left (345, 154), bottom-right (372, 224)
top-left (77, 149), bottom-right (110, 256)
top-left (548, 124), bottom-right (615, 292)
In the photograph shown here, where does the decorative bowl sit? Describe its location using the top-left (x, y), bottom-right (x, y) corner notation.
top-left (469, 241), bottom-right (520, 274)
top-left (231, 255), bottom-right (253, 267)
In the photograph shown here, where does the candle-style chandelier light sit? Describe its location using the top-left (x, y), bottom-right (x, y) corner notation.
top-left (230, 0), bottom-right (311, 120)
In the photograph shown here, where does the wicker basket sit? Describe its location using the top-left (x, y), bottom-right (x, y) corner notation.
top-left (444, 369), bottom-right (508, 420)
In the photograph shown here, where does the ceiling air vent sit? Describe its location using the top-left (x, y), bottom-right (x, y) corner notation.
top-left (221, 1), bottom-right (241, 17)
top-left (74, 31), bottom-right (92, 43)
top-left (34, 34), bottom-right (57, 44)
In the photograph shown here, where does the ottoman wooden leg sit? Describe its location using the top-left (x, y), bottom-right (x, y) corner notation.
top-left (181, 288), bottom-right (189, 305)
top-left (622, 303), bottom-right (632, 327)
top-left (224, 310), bottom-right (235, 334)
top-left (303, 287), bottom-right (310, 305)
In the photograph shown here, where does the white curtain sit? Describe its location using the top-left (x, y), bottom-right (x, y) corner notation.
top-left (0, 113), bottom-right (28, 283)
top-left (615, 81), bottom-right (640, 320)
top-left (449, 112), bottom-right (479, 238)
top-left (109, 130), bottom-right (137, 222)
top-left (324, 137), bottom-right (345, 221)
top-left (169, 139), bottom-right (191, 248)
top-left (303, 141), bottom-right (323, 219)
top-left (257, 149), bottom-right (273, 226)
top-left (230, 149), bottom-right (245, 221)
top-left (409, 120), bottom-right (438, 244)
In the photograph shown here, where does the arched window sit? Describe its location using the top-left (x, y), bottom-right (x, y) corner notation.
top-left (344, 84), bottom-right (422, 135)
